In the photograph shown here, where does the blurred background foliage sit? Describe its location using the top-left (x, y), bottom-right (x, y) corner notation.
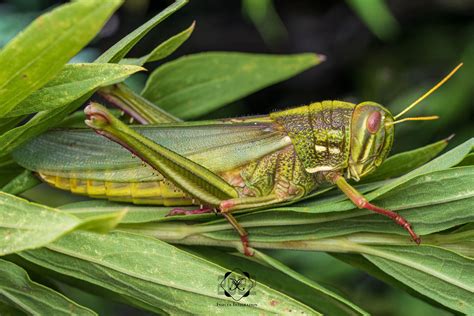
top-left (0, 0), bottom-right (472, 315)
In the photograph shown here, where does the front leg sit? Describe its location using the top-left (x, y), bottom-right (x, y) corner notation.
top-left (326, 172), bottom-right (421, 243)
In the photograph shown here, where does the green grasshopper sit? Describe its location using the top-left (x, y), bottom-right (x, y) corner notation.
top-left (13, 63), bottom-right (462, 255)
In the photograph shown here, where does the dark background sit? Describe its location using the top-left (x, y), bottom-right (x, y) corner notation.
top-left (0, 0), bottom-right (472, 315)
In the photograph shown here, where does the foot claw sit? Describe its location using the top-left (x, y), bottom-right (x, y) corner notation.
top-left (413, 236), bottom-right (421, 245)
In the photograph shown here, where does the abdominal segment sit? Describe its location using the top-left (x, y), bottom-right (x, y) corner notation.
top-left (38, 173), bottom-right (193, 206)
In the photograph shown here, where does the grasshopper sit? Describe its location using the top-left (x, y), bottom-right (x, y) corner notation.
top-left (13, 63), bottom-right (462, 255)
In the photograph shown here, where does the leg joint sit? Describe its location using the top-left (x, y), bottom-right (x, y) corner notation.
top-left (354, 196), bottom-right (368, 208)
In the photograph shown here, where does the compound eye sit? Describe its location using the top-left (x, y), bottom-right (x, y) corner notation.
top-left (367, 111), bottom-right (381, 134)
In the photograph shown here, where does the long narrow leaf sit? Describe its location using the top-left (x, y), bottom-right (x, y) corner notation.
top-left (95, 0), bottom-right (188, 63)
top-left (0, 259), bottom-right (95, 315)
top-left (121, 22), bottom-right (195, 66)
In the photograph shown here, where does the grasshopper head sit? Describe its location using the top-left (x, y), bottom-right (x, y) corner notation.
top-left (347, 102), bottom-right (394, 181)
top-left (346, 63), bottom-right (461, 181)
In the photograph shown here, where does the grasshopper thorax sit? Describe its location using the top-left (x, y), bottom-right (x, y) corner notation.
top-left (347, 101), bottom-right (394, 181)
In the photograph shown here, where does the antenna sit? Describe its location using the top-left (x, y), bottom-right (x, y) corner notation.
top-left (393, 63), bottom-right (463, 120)
top-left (387, 115), bottom-right (439, 126)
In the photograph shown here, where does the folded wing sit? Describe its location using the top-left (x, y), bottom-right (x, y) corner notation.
top-left (13, 119), bottom-right (291, 182)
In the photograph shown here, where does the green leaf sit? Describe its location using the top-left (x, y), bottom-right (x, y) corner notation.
top-left (331, 253), bottom-right (452, 313)
top-left (5, 63), bottom-right (144, 117)
top-left (20, 231), bottom-right (318, 315)
top-left (1, 170), bottom-right (39, 195)
top-left (0, 259), bottom-right (95, 315)
top-left (362, 138), bottom-right (449, 182)
top-left (361, 245), bottom-right (474, 314)
top-left (436, 225), bottom-right (474, 258)
top-left (0, 0), bottom-right (122, 117)
top-left (0, 192), bottom-right (124, 255)
top-left (60, 200), bottom-right (175, 224)
top-left (95, 0), bottom-right (188, 63)
top-left (142, 52), bottom-right (323, 119)
top-left (121, 22), bottom-right (195, 66)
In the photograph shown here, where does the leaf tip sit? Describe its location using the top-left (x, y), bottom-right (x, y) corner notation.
top-left (317, 54), bottom-right (327, 63)
top-left (444, 133), bottom-right (455, 143)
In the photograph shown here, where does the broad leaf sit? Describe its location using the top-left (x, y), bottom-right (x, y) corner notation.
top-left (0, 0), bottom-right (122, 117)
top-left (142, 52), bottom-right (323, 119)
top-left (0, 259), bottom-right (95, 315)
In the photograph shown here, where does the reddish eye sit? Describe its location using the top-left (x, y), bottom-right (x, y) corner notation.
top-left (367, 111), bottom-right (381, 133)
